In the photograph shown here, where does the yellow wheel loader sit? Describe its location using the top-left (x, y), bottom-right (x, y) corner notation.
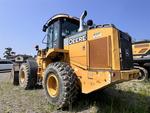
top-left (132, 40), bottom-right (150, 81)
top-left (18, 11), bottom-right (139, 108)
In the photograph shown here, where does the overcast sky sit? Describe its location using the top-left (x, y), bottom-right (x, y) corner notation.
top-left (0, 0), bottom-right (150, 58)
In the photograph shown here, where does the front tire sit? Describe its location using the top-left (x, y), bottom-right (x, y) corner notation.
top-left (19, 63), bottom-right (37, 89)
top-left (43, 62), bottom-right (79, 108)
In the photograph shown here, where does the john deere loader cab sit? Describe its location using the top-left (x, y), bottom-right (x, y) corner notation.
top-left (42, 14), bottom-right (79, 49)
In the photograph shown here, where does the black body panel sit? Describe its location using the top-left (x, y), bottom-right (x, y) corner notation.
top-left (119, 32), bottom-right (133, 70)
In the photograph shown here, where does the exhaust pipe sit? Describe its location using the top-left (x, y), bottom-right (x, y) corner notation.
top-left (78, 10), bottom-right (87, 32)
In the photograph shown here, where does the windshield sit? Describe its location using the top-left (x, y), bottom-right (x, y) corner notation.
top-left (61, 20), bottom-right (79, 37)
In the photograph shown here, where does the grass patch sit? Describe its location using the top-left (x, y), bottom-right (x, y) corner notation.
top-left (0, 74), bottom-right (150, 113)
top-left (69, 81), bottom-right (150, 113)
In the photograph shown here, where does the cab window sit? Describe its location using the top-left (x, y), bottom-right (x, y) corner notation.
top-left (61, 19), bottom-right (79, 37)
top-left (47, 26), bottom-right (53, 48)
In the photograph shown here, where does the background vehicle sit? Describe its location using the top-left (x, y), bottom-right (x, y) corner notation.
top-left (18, 11), bottom-right (139, 108)
top-left (3, 48), bottom-right (33, 85)
top-left (10, 55), bottom-right (33, 85)
top-left (132, 40), bottom-right (150, 81)
top-left (0, 60), bottom-right (13, 73)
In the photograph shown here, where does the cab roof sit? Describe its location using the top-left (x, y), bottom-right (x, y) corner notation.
top-left (45, 13), bottom-right (79, 26)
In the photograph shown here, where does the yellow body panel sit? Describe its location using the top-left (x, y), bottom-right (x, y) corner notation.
top-left (64, 27), bottom-right (121, 70)
top-left (87, 28), bottom-right (120, 70)
top-left (68, 41), bottom-right (87, 68)
top-left (37, 27), bottom-right (139, 94)
top-left (46, 48), bottom-right (68, 57)
top-left (71, 64), bottom-right (139, 93)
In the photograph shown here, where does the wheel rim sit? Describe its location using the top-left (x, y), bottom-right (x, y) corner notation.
top-left (47, 73), bottom-right (59, 97)
top-left (20, 70), bottom-right (25, 83)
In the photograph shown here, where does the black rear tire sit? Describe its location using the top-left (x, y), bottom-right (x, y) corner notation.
top-left (10, 67), bottom-right (19, 85)
top-left (134, 66), bottom-right (148, 81)
top-left (43, 62), bottom-right (79, 108)
top-left (19, 63), bottom-right (37, 89)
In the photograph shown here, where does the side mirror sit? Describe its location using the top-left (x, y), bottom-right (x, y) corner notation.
top-left (42, 25), bottom-right (48, 32)
top-left (35, 45), bottom-right (39, 51)
top-left (87, 19), bottom-right (93, 26)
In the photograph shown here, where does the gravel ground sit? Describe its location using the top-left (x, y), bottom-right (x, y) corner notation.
top-left (0, 72), bottom-right (150, 113)
top-left (0, 72), bottom-right (10, 82)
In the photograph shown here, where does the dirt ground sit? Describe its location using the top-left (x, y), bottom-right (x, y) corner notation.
top-left (0, 72), bottom-right (150, 113)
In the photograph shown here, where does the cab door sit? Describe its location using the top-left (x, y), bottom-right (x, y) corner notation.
top-left (47, 20), bottom-right (62, 49)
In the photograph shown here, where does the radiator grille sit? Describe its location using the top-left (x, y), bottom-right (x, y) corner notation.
top-left (89, 37), bottom-right (111, 69)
